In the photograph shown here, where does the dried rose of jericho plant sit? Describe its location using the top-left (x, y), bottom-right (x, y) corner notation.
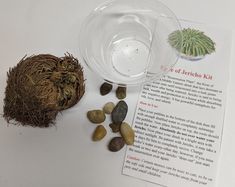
top-left (3, 53), bottom-right (85, 127)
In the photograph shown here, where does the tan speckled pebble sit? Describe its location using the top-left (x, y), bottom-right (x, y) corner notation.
top-left (103, 102), bottom-right (115, 114)
top-left (87, 110), bottom-right (106, 123)
top-left (120, 122), bottom-right (135, 145)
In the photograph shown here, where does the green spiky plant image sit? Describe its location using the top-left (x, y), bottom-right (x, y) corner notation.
top-left (168, 28), bottom-right (216, 60)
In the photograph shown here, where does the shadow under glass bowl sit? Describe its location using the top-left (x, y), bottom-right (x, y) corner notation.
top-left (79, 0), bottom-right (182, 86)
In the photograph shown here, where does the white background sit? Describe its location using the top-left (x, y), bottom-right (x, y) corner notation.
top-left (0, 0), bottom-right (234, 187)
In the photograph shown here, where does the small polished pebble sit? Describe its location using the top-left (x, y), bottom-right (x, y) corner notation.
top-left (116, 86), bottom-right (126, 99)
top-left (87, 110), bottom-right (106, 124)
top-left (100, 82), bottom-right (113, 96)
top-left (111, 100), bottom-right (128, 125)
top-left (120, 122), bottom-right (135, 145)
top-left (108, 137), bottom-right (125, 152)
top-left (92, 125), bottom-right (107, 141)
top-left (103, 102), bottom-right (115, 114)
top-left (109, 123), bottom-right (121, 133)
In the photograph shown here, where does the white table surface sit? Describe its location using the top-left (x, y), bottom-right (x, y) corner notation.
top-left (0, 0), bottom-right (234, 187)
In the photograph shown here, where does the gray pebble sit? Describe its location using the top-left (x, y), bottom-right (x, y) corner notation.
top-left (111, 100), bottom-right (128, 125)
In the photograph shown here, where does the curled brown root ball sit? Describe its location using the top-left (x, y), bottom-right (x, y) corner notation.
top-left (3, 53), bottom-right (85, 127)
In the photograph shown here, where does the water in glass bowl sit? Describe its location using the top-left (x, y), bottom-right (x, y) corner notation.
top-left (79, 0), bottom-right (181, 85)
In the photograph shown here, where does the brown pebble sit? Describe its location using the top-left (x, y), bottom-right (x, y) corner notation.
top-left (108, 137), bottom-right (125, 152)
top-left (120, 122), bottom-right (135, 145)
top-left (109, 123), bottom-right (121, 133)
top-left (100, 82), bottom-right (113, 96)
top-left (116, 86), bottom-right (126, 99)
top-left (92, 125), bottom-right (107, 141)
top-left (103, 102), bottom-right (115, 114)
top-left (87, 110), bottom-right (106, 124)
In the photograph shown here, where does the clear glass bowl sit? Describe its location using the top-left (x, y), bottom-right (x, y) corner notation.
top-left (79, 0), bottom-right (182, 86)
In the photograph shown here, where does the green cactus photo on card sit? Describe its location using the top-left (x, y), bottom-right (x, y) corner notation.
top-left (168, 28), bottom-right (216, 61)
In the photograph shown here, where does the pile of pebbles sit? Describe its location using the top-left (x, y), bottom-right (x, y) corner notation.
top-left (87, 83), bottom-right (135, 152)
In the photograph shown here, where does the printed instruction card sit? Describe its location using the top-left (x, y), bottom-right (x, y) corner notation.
top-left (122, 21), bottom-right (232, 187)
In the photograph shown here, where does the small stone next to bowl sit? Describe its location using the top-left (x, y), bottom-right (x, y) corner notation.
top-left (116, 86), bottom-right (126, 99)
top-left (100, 82), bottom-right (113, 96)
